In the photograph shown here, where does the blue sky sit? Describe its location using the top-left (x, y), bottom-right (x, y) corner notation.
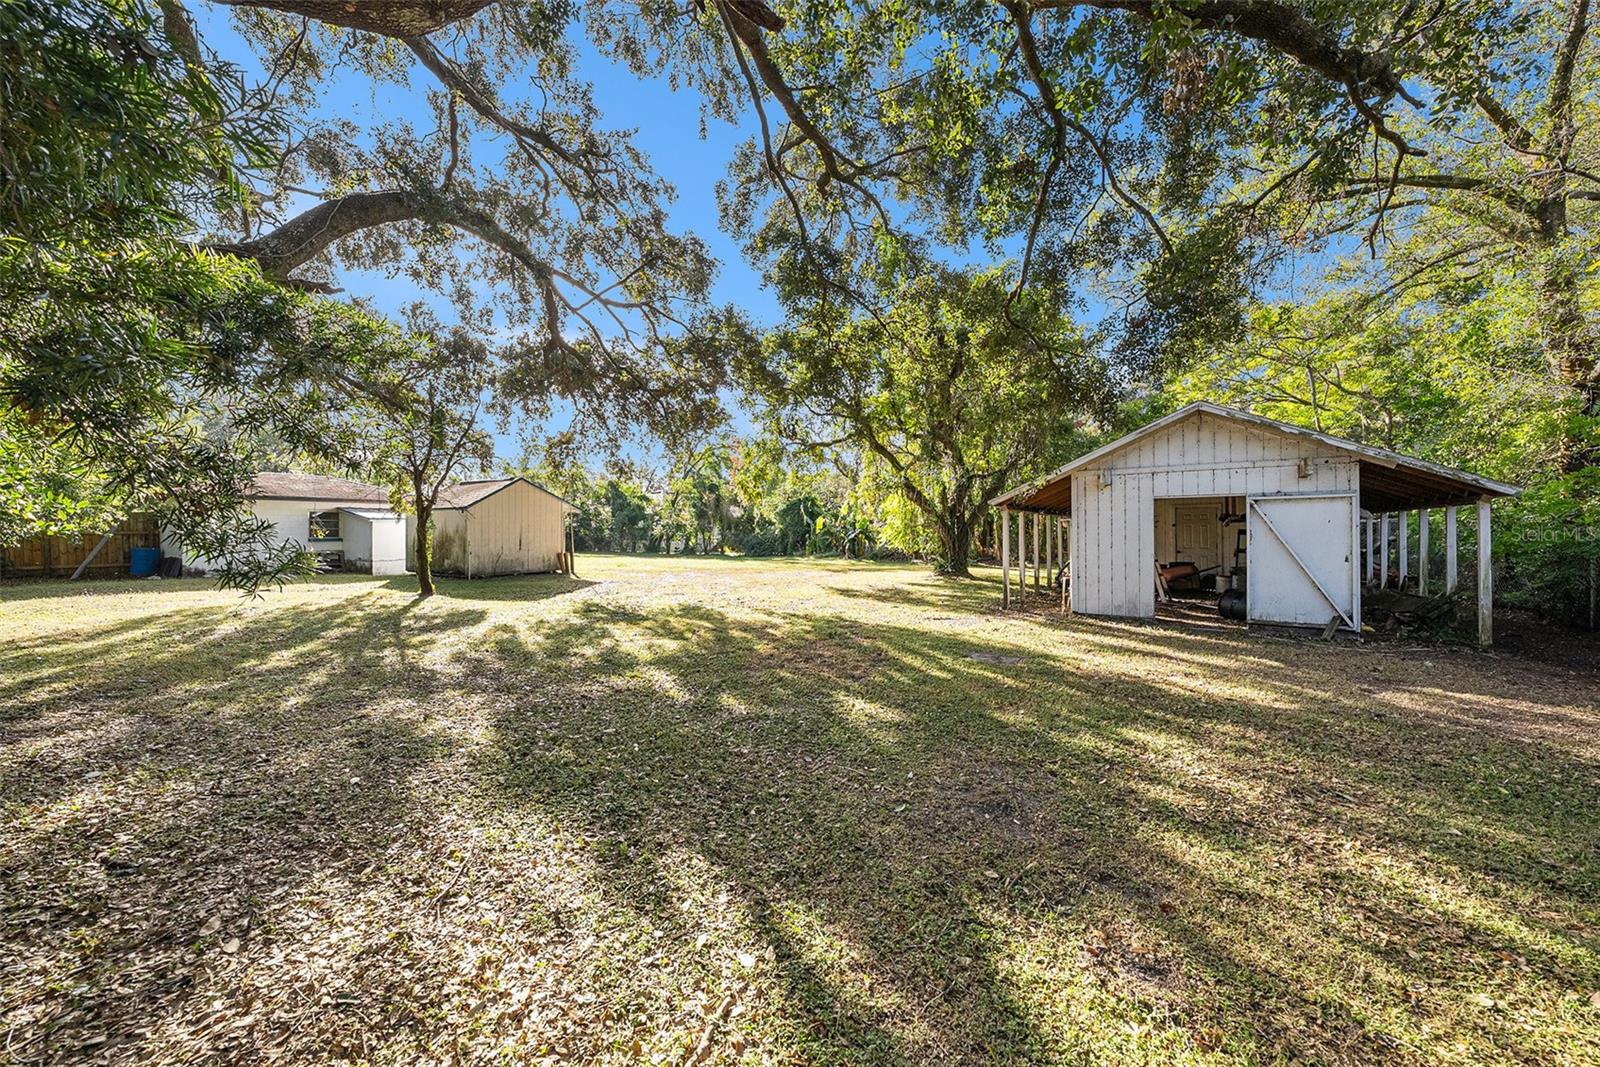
top-left (195, 6), bottom-right (1341, 473)
top-left (196, 7), bottom-right (775, 467)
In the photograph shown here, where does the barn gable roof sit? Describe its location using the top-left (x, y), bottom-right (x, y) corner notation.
top-left (990, 402), bottom-right (1520, 515)
top-left (435, 476), bottom-right (576, 511)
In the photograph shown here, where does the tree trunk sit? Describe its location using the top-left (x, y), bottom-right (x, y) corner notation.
top-left (1538, 250), bottom-right (1598, 469)
top-left (936, 512), bottom-right (973, 577)
top-left (413, 491), bottom-right (435, 598)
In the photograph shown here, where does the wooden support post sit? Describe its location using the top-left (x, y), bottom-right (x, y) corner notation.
top-left (1018, 511), bottom-right (1027, 592)
top-left (1031, 512), bottom-right (1040, 590)
top-left (1477, 498), bottom-right (1492, 648)
top-left (1054, 517), bottom-right (1064, 580)
top-left (1051, 514), bottom-right (1058, 580)
top-left (1043, 512), bottom-right (1052, 586)
top-left (1365, 516), bottom-right (1374, 586)
top-left (1418, 509), bottom-right (1429, 596)
top-left (1011, 511), bottom-right (1024, 604)
top-left (1059, 519), bottom-right (1068, 613)
top-left (1379, 513), bottom-right (1390, 590)
top-left (1000, 507), bottom-right (1011, 609)
top-left (1015, 511), bottom-right (1024, 606)
top-left (1445, 506), bottom-right (1458, 594)
top-left (1398, 511), bottom-right (1409, 589)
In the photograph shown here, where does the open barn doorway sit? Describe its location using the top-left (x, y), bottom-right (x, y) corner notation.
top-left (1154, 495), bottom-right (1248, 626)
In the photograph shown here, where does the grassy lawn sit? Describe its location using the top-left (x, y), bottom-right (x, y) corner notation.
top-left (3, 555), bottom-right (1598, 1065)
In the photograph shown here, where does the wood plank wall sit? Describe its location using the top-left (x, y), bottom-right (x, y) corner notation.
top-left (1070, 412), bottom-right (1357, 618)
top-left (464, 481), bottom-right (568, 576)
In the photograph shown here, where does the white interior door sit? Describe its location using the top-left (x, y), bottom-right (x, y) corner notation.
top-left (1247, 494), bottom-right (1357, 629)
top-left (1172, 504), bottom-right (1220, 573)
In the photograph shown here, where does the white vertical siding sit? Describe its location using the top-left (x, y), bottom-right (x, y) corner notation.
top-left (367, 517), bottom-right (407, 575)
top-left (1070, 469), bottom-right (1157, 618)
top-left (341, 513), bottom-right (373, 563)
top-left (463, 480), bottom-right (568, 576)
top-left (1068, 411), bottom-right (1359, 620)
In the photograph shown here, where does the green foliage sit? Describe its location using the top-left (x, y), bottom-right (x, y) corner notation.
top-left (1171, 249), bottom-right (1597, 624)
top-left (0, 0), bottom-right (386, 588)
top-left (0, 0), bottom-right (273, 240)
top-left (511, 434), bottom-right (871, 560)
top-left (1, 0), bottom-right (736, 591)
top-left (739, 262), bottom-right (1105, 574)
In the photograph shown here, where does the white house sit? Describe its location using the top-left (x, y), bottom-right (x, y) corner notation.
top-left (164, 472), bottom-right (407, 576)
top-left (990, 402), bottom-right (1520, 646)
top-left (406, 477), bottom-right (575, 578)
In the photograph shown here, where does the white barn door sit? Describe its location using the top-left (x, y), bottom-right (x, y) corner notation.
top-left (1247, 494), bottom-right (1358, 629)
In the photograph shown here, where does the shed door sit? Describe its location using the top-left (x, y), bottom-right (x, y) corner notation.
top-left (1247, 494), bottom-right (1357, 629)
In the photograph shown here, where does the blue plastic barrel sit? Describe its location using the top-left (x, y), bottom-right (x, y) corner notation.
top-left (129, 547), bottom-right (160, 577)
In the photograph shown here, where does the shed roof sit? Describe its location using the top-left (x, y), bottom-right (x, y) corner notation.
top-left (251, 472), bottom-right (389, 503)
top-left (337, 507), bottom-right (402, 521)
top-left (990, 402), bottom-right (1521, 516)
top-left (435, 476), bottom-right (576, 511)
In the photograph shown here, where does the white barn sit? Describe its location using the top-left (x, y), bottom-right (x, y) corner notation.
top-left (407, 477), bottom-right (575, 578)
top-left (163, 472), bottom-right (407, 575)
top-left (990, 402), bottom-right (1520, 645)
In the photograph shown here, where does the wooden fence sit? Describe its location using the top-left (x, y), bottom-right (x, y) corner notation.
top-left (0, 515), bottom-right (161, 578)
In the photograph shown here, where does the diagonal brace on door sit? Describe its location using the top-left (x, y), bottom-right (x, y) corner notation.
top-left (1249, 500), bottom-right (1355, 629)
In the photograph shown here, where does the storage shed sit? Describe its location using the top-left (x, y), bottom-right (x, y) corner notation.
top-left (409, 477), bottom-right (575, 578)
top-left (990, 402), bottom-right (1520, 645)
top-left (337, 508), bottom-right (407, 576)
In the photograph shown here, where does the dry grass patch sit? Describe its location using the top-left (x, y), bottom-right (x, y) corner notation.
top-left (2, 556), bottom-right (1598, 1064)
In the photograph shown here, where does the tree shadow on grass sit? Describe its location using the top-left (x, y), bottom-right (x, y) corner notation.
top-left (824, 578), bottom-right (1005, 617)
top-left (378, 571), bottom-right (596, 602)
top-left (476, 603), bottom-right (1600, 1065)
top-left (5, 578), bottom-right (1598, 1064)
top-left (0, 592), bottom-right (488, 1062)
top-left (0, 577), bottom-right (223, 602)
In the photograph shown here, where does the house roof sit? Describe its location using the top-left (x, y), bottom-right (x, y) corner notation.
top-left (251, 472), bottom-right (389, 503)
top-left (435, 476), bottom-right (577, 511)
top-left (990, 401), bottom-right (1521, 516)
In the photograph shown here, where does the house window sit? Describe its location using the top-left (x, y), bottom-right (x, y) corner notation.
top-left (308, 510), bottom-right (341, 541)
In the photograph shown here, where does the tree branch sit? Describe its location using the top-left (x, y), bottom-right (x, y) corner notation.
top-left (211, 0), bottom-right (495, 38)
top-left (210, 188), bottom-right (551, 281)
top-left (715, 0), bottom-right (893, 227)
top-left (404, 36), bottom-right (577, 168)
top-left (1038, 0), bottom-right (1417, 102)
top-left (1546, 0), bottom-right (1591, 164)
top-left (1007, 1), bottom-right (1172, 260)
